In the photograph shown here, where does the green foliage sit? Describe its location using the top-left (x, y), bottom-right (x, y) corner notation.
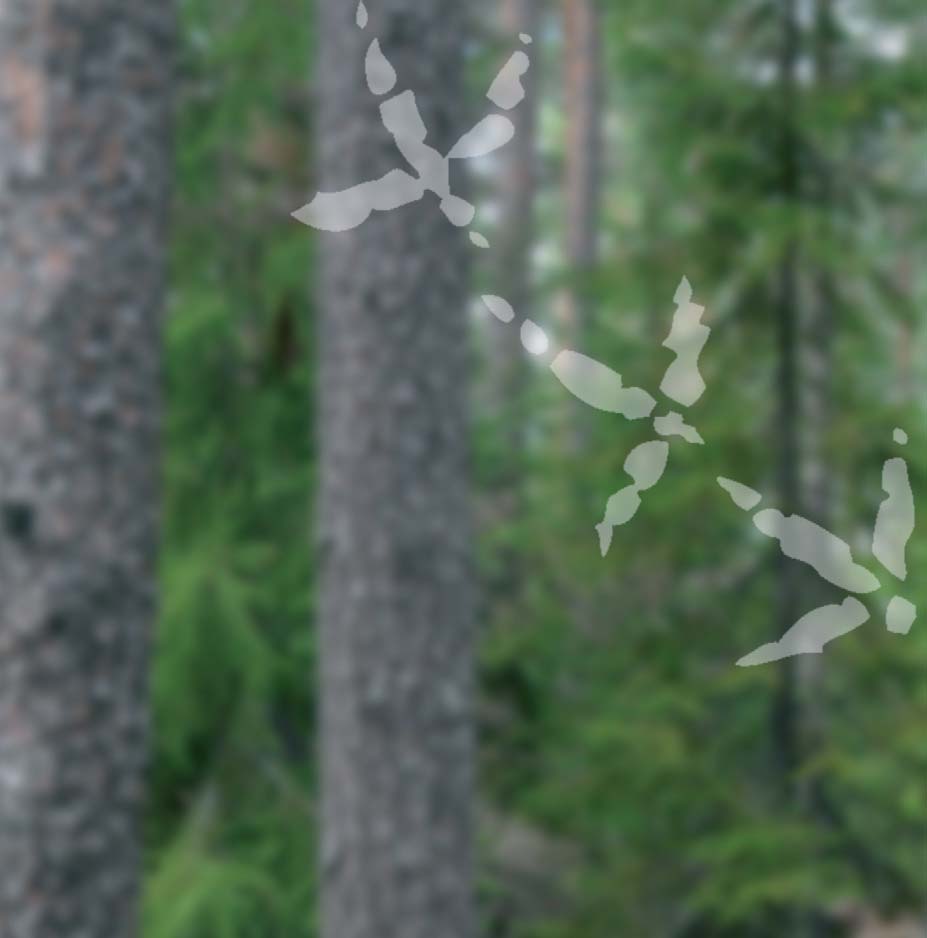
top-left (145, 1), bottom-right (316, 935)
top-left (150, 1), bottom-right (926, 936)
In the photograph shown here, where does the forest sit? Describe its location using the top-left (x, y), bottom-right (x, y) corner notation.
top-left (0, 1), bottom-right (924, 937)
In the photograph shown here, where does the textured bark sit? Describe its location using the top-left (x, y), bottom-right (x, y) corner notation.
top-left (315, 4), bottom-right (474, 938)
top-left (0, 2), bottom-right (174, 937)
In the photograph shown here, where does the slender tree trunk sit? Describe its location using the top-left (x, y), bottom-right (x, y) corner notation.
top-left (798, 0), bottom-right (836, 801)
top-left (772, 0), bottom-right (802, 799)
top-left (774, 2), bottom-right (828, 934)
top-left (486, 0), bottom-right (540, 598)
top-left (559, 0), bottom-right (603, 348)
top-left (0, 2), bottom-right (174, 935)
top-left (315, 4), bottom-right (474, 938)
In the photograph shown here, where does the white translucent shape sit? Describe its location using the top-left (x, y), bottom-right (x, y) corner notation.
top-left (448, 115), bottom-right (516, 159)
top-left (356, 2), bottom-right (368, 28)
top-left (717, 477), bottom-right (762, 511)
top-left (486, 51), bottom-right (530, 110)
top-left (380, 90), bottom-right (428, 143)
top-left (365, 40), bottom-right (397, 96)
top-left (292, 169), bottom-right (423, 232)
top-left (470, 232), bottom-right (490, 249)
top-left (737, 597), bottom-right (870, 667)
top-left (596, 487), bottom-right (642, 556)
top-left (624, 440), bottom-right (670, 491)
top-left (654, 411), bottom-right (704, 445)
top-left (482, 295), bottom-right (514, 324)
top-left (440, 195), bottom-right (476, 227)
top-left (519, 33), bottom-right (533, 44)
top-left (549, 351), bottom-right (657, 419)
top-left (872, 457), bottom-right (914, 581)
top-left (520, 320), bottom-right (549, 356)
top-left (894, 427), bottom-right (908, 445)
top-left (886, 596), bottom-right (916, 635)
top-left (659, 276), bottom-right (710, 407)
top-left (753, 509), bottom-right (881, 594)
top-left (380, 92), bottom-right (476, 227)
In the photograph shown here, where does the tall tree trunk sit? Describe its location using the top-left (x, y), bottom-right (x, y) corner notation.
top-left (798, 0), bottom-right (836, 807)
top-left (559, 0), bottom-right (603, 348)
top-left (772, 0), bottom-right (802, 800)
top-left (486, 0), bottom-right (540, 599)
top-left (773, 2), bottom-right (828, 934)
top-left (0, 2), bottom-right (174, 936)
top-left (315, 4), bottom-right (474, 938)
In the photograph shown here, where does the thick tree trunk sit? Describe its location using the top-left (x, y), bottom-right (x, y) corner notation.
top-left (315, 4), bottom-right (474, 938)
top-left (0, 2), bottom-right (174, 936)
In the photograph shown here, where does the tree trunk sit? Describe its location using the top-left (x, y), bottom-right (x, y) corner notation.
top-left (0, 2), bottom-right (174, 936)
top-left (315, 4), bottom-right (474, 938)
top-left (773, 2), bottom-right (828, 934)
top-left (797, 0), bottom-right (836, 807)
top-left (559, 0), bottom-right (603, 348)
top-left (486, 0), bottom-right (540, 599)
top-left (771, 0), bottom-right (802, 799)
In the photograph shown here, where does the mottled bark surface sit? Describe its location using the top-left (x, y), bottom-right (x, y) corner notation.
top-left (0, 2), bottom-right (174, 935)
top-left (315, 3), bottom-right (474, 938)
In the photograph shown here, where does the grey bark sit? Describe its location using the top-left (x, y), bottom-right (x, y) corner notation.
top-left (0, 2), bottom-right (174, 937)
top-left (315, 3), bottom-right (474, 938)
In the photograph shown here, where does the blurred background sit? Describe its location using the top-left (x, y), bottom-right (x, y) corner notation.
top-left (149, 0), bottom-right (925, 934)
top-left (1, 0), bottom-right (924, 936)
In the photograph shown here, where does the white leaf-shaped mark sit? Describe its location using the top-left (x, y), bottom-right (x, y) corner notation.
top-left (481, 295), bottom-right (515, 324)
top-left (737, 597), bottom-right (870, 666)
top-left (595, 442), bottom-right (669, 556)
top-left (625, 441), bottom-right (670, 491)
top-left (660, 276), bottom-right (710, 407)
top-left (291, 170), bottom-right (423, 232)
top-left (753, 510), bottom-right (881, 594)
top-left (596, 487), bottom-right (641, 557)
top-left (717, 477), bottom-right (762, 511)
top-left (872, 457), bottom-right (914, 580)
top-left (448, 115), bottom-right (516, 160)
top-left (365, 40), bottom-right (397, 96)
top-left (487, 51), bottom-right (530, 110)
top-left (520, 320), bottom-right (549, 356)
top-left (550, 351), bottom-right (657, 419)
top-left (654, 411), bottom-right (704, 445)
top-left (886, 596), bottom-right (916, 635)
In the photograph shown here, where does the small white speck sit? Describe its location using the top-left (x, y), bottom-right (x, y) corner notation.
top-left (356, 2), bottom-right (368, 28)
top-left (519, 33), bottom-right (533, 45)
top-left (521, 320), bottom-right (549, 356)
top-left (481, 295), bottom-right (514, 324)
top-left (469, 232), bottom-right (490, 249)
top-left (894, 428), bottom-right (908, 446)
